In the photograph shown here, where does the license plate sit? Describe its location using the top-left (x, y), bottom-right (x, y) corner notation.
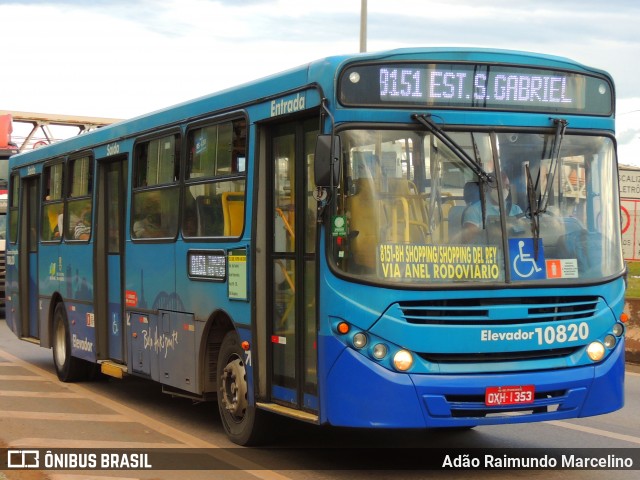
top-left (485, 385), bottom-right (535, 406)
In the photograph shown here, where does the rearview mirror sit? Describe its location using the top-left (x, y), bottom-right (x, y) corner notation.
top-left (314, 134), bottom-right (341, 187)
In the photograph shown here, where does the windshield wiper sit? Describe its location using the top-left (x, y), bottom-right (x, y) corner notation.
top-left (528, 118), bottom-right (567, 260)
top-left (412, 114), bottom-right (492, 183)
top-left (413, 113), bottom-right (493, 230)
top-left (537, 118), bottom-right (568, 214)
top-left (525, 164), bottom-right (540, 259)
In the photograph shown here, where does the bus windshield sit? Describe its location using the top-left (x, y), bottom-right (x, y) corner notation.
top-left (334, 128), bottom-right (622, 284)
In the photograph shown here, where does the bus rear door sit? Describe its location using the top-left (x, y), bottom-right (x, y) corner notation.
top-left (94, 157), bottom-right (127, 363)
top-left (18, 176), bottom-right (40, 339)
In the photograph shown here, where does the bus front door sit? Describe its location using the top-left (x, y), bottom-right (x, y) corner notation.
top-left (267, 119), bottom-right (319, 414)
top-left (18, 176), bottom-right (40, 339)
top-left (95, 157), bottom-right (126, 363)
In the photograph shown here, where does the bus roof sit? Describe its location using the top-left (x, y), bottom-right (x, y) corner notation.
top-left (9, 47), bottom-right (612, 169)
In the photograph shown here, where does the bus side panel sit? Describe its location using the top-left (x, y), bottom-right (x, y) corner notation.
top-left (125, 243), bottom-right (176, 312)
top-left (126, 242), bottom-right (202, 393)
top-left (158, 310), bottom-right (197, 393)
top-left (55, 245), bottom-right (96, 360)
top-left (5, 249), bottom-right (18, 336)
top-left (174, 240), bottom-right (252, 397)
top-left (37, 244), bottom-right (60, 347)
top-left (129, 312), bottom-right (154, 376)
top-left (128, 310), bottom-right (198, 393)
top-left (28, 251), bottom-right (38, 337)
top-left (65, 302), bottom-right (98, 362)
top-left (5, 293), bottom-right (18, 335)
top-left (174, 241), bottom-right (252, 327)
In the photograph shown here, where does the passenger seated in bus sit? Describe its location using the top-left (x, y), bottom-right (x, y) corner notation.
top-left (133, 197), bottom-right (163, 238)
top-left (134, 213), bottom-right (162, 238)
top-left (462, 172), bottom-right (523, 243)
top-left (73, 209), bottom-right (92, 240)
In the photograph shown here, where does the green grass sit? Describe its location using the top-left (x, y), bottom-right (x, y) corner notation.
top-left (626, 261), bottom-right (640, 299)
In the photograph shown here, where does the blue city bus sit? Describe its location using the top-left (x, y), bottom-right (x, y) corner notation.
top-left (5, 48), bottom-right (626, 445)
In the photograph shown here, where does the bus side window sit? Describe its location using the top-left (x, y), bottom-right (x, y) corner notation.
top-left (184, 118), bottom-right (247, 238)
top-left (66, 155), bottom-right (93, 242)
top-left (132, 134), bottom-right (180, 240)
top-left (42, 161), bottom-right (64, 242)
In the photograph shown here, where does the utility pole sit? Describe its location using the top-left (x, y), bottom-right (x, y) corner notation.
top-left (360, 0), bottom-right (367, 53)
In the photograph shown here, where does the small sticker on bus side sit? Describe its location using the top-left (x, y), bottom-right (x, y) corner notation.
top-left (545, 259), bottom-right (579, 278)
top-left (125, 290), bottom-right (138, 307)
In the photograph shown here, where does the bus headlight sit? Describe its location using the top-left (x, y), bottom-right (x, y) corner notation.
top-left (586, 341), bottom-right (605, 361)
top-left (603, 335), bottom-right (616, 349)
top-left (353, 332), bottom-right (368, 349)
top-left (372, 343), bottom-right (387, 360)
top-left (393, 350), bottom-right (413, 371)
top-left (612, 323), bottom-right (624, 337)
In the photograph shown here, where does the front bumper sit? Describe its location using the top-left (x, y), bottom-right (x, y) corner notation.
top-left (323, 336), bottom-right (625, 428)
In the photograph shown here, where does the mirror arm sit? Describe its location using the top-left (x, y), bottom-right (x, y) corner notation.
top-left (321, 99), bottom-right (337, 192)
top-left (316, 99), bottom-right (339, 222)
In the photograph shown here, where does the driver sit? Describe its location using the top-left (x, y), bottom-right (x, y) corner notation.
top-left (462, 171), bottom-right (523, 242)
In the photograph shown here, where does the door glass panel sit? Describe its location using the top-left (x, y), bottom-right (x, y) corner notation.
top-left (274, 134), bottom-right (295, 253)
top-left (272, 132), bottom-right (296, 394)
top-left (272, 258), bottom-right (296, 390)
top-left (28, 181), bottom-right (38, 252)
top-left (303, 259), bottom-right (317, 398)
top-left (303, 125), bottom-right (318, 399)
top-left (270, 120), bottom-right (319, 410)
top-left (107, 164), bottom-right (121, 253)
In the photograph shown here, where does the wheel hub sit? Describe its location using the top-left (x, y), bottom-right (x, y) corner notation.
top-left (220, 357), bottom-right (248, 418)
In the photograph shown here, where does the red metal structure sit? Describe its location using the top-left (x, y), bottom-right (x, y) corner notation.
top-left (0, 110), bottom-right (121, 152)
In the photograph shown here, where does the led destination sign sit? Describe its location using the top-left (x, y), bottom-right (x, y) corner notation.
top-left (188, 250), bottom-right (226, 280)
top-left (380, 68), bottom-right (572, 105)
top-left (340, 63), bottom-right (612, 115)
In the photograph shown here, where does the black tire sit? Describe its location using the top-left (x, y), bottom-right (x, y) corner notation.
top-left (217, 331), bottom-right (271, 445)
top-left (52, 303), bottom-right (90, 382)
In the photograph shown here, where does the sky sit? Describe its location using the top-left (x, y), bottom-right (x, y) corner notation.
top-left (1, 0), bottom-right (639, 165)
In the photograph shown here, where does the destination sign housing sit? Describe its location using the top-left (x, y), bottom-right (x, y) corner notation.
top-left (340, 62), bottom-right (613, 115)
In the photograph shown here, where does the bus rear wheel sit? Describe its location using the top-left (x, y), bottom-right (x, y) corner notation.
top-left (52, 303), bottom-right (89, 382)
top-left (217, 331), bottom-right (270, 445)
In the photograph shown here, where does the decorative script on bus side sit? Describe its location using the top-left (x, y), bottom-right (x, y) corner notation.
top-left (142, 326), bottom-right (178, 359)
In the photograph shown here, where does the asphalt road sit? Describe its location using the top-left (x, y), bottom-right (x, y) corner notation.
top-left (0, 317), bottom-right (638, 480)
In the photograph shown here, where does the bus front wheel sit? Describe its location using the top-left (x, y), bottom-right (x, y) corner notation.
top-left (217, 331), bottom-right (270, 445)
top-left (52, 303), bottom-right (88, 382)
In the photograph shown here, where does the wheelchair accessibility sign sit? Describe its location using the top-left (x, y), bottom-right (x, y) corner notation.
top-left (509, 238), bottom-right (546, 281)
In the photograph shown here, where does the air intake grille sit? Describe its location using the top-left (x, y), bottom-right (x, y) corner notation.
top-left (397, 296), bottom-right (599, 326)
top-left (418, 346), bottom-right (581, 364)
